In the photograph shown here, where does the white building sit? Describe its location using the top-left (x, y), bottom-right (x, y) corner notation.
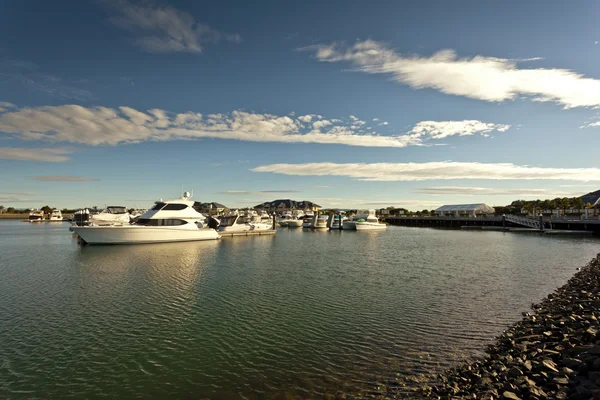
top-left (435, 204), bottom-right (495, 217)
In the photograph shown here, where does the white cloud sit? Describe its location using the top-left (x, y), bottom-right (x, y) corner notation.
top-left (109, 1), bottom-right (240, 54)
top-left (298, 115), bottom-right (313, 123)
top-left (0, 102), bottom-right (16, 112)
top-left (0, 104), bottom-right (508, 148)
top-left (251, 162), bottom-right (600, 182)
top-left (217, 190), bottom-right (300, 196)
top-left (312, 119), bottom-right (332, 129)
top-left (409, 120), bottom-right (510, 139)
top-left (300, 40), bottom-right (600, 109)
top-left (32, 176), bottom-right (99, 182)
top-left (581, 121), bottom-right (600, 128)
top-left (372, 118), bottom-right (379, 121)
top-left (0, 147), bottom-right (72, 162)
top-left (414, 186), bottom-right (578, 197)
top-left (379, 121), bottom-right (388, 126)
top-left (311, 185), bottom-right (330, 188)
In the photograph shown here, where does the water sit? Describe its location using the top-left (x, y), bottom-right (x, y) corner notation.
top-left (0, 221), bottom-right (598, 398)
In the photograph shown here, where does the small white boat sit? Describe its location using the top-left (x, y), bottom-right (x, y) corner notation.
top-left (355, 210), bottom-right (387, 231)
top-left (278, 211), bottom-right (293, 227)
top-left (249, 211), bottom-right (274, 231)
top-left (219, 210), bottom-right (252, 233)
top-left (330, 215), bottom-right (347, 230)
top-left (312, 215), bottom-right (329, 229)
top-left (91, 206), bottom-right (131, 226)
top-left (71, 192), bottom-right (219, 244)
top-left (28, 209), bottom-right (44, 222)
top-left (49, 209), bottom-right (63, 221)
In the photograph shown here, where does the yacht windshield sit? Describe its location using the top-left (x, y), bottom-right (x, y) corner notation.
top-left (151, 202), bottom-right (166, 211)
top-left (107, 206), bottom-right (127, 214)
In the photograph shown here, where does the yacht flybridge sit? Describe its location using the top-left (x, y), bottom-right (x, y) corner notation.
top-left (71, 192), bottom-right (219, 244)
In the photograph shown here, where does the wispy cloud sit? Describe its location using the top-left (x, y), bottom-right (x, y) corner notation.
top-left (0, 192), bottom-right (38, 204)
top-left (0, 147), bottom-right (73, 162)
top-left (120, 76), bottom-right (135, 86)
top-left (0, 104), bottom-right (508, 148)
top-left (0, 60), bottom-right (93, 101)
top-left (251, 162), bottom-right (600, 182)
top-left (581, 121), bottom-right (600, 128)
top-left (217, 190), bottom-right (300, 195)
top-left (109, 1), bottom-right (241, 54)
top-left (300, 40), bottom-right (600, 109)
top-left (311, 185), bottom-right (330, 188)
top-left (414, 186), bottom-right (579, 197)
top-left (0, 102), bottom-right (16, 112)
top-left (32, 176), bottom-right (99, 182)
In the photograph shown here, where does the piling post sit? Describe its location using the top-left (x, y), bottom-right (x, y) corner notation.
top-left (339, 213), bottom-right (343, 230)
top-left (272, 212), bottom-right (276, 230)
top-left (539, 214), bottom-right (544, 232)
top-left (502, 214), bottom-right (506, 229)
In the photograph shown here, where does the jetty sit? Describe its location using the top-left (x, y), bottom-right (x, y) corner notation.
top-left (218, 230), bottom-right (277, 238)
top-left (386, 215), bottom-right (600, 235)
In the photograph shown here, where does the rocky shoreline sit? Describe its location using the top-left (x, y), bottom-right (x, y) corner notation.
top-left (422, 253), bottom-right (600, 400)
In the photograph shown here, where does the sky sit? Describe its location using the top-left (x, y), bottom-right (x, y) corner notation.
top-left (1, 0), bottom-right (600, 210)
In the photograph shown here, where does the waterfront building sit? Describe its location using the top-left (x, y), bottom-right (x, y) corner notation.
top-left (581, 189), bottom-right (600, 208)
top-left (435, 204), bottom-right (495, 217)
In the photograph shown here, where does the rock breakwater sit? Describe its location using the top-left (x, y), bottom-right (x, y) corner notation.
top-left (423, 254), bottom-right (600, 399)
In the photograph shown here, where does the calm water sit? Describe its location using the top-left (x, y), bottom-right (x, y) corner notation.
top-left (0, 221), bottom-right (598, 398)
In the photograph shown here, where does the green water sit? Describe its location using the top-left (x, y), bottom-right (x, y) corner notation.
top-left (0, 221), bottom-right (598, 398)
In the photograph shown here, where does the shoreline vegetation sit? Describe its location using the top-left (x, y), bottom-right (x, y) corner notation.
top-left (422, 253), bottom-right (600, 399)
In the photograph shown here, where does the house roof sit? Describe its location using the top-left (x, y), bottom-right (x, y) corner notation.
top-left (581, 190), bottom-right (600, 207)
top-left (435, 203), bottom-right (495, 213)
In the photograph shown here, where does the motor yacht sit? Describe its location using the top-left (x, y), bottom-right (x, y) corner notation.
top-left (49, 209), bottom-right (63, 221)
top-left (71, 192), bottom-right (219, 244)
top-left (329, 215), bottom-right (347, 230)
top-left (250, 211), bottom-right (274, 231)
top-left (312, 215), bottom-right (329, 229)
top-left (278, 210), bottom-right (293, 227)
top-left (218, 210), bottom-right (252, 233)
top-left (28, 209), bottom-right (44, 222)
top-left (355, 209), bottom-right (387, 231)
top-left (287, 210), bottom-right (311, 228)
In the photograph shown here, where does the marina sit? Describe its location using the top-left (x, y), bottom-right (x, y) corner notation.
top-left (0, 220), bottom-right (598, 398)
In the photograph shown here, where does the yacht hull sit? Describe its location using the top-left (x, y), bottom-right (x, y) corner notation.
top-left (72, 225), bottom-right (219, 244)
top-left (355, 222), bottom-right (387, 231)
top-left (278, 221), bottom-right (289, 227)
top-left (287, 220), bottom-right (303, 228)
top-left (342, 221), bottom-right (356, 230)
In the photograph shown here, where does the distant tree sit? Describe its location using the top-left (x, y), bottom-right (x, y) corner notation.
top-left (572, 198), bottom-right (585, 210)
top-left (0, 205), bottom-right (3, 214)
top-left (41, 205), bottom-right (53, 215)
top-left (7, 207), bottom-right (15, 213)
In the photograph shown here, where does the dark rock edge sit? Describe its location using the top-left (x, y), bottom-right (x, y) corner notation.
top-left (421, 253), bottom-right (600, 400)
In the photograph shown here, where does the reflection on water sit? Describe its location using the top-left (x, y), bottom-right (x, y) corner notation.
top-left (0, 220), bottom-right (599, 398)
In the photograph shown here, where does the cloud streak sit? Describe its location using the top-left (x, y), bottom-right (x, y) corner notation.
top-left (0, 104), bottom-right (509, 148)
top-left (300, 40), bottom-right (600, 109)
top-left (0, 147), bottom-right (73, 162)
top-left (217, 190), bottom-right (300, 195)
top-left (251, 162), bottom-right (600, 182)
top-left (414, 186), bottom-right (579, 197)
top-left (109, 1), bottom-right (240, 54)
top-left (32, 176), bottom-right (99, 182)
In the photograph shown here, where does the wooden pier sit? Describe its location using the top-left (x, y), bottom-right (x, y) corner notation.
top-left (385, 215), bottom-right (600, 235)
top-left (218, 230), bottom-right (277, 238)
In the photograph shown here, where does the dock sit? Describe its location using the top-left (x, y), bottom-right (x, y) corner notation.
top-left (387, 215), bottom-right (600, 235)
top-left (218, 230), bottom-right (277, 238)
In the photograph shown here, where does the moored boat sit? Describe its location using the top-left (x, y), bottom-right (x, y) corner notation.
top-left (28, 209), bottom-right (44, 222)
top-left (71, 192), bottom-right (219, 244)
top-left (355, 210), bottom-right (387, 231)
top-left (49, 209), bottom-right (63, 221)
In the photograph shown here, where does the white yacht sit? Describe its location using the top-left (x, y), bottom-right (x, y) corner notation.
top-left (218, 210), bottom-right (252, 233)
top-left (28, 209), bottom-right (44, 222)
top-left (330, 215), bottom-right (347, 230)
top-left (288, 210), bottom-right (312, 228)
top-left (250, 211), bottom-right (274, 231)
top-left (49, 209), bottom-right (63, 221)
top-left (278, 210), bottom-right (293, 227)
top-left (355, 209), bottom-right (387, 231)
top-left (312, 215), bottom-right (329, 229)
top-left (71, 192), bottom-right (219, 244)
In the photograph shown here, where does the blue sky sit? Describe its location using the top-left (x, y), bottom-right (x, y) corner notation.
top-left (1, 0), bottom-right (599, 210)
